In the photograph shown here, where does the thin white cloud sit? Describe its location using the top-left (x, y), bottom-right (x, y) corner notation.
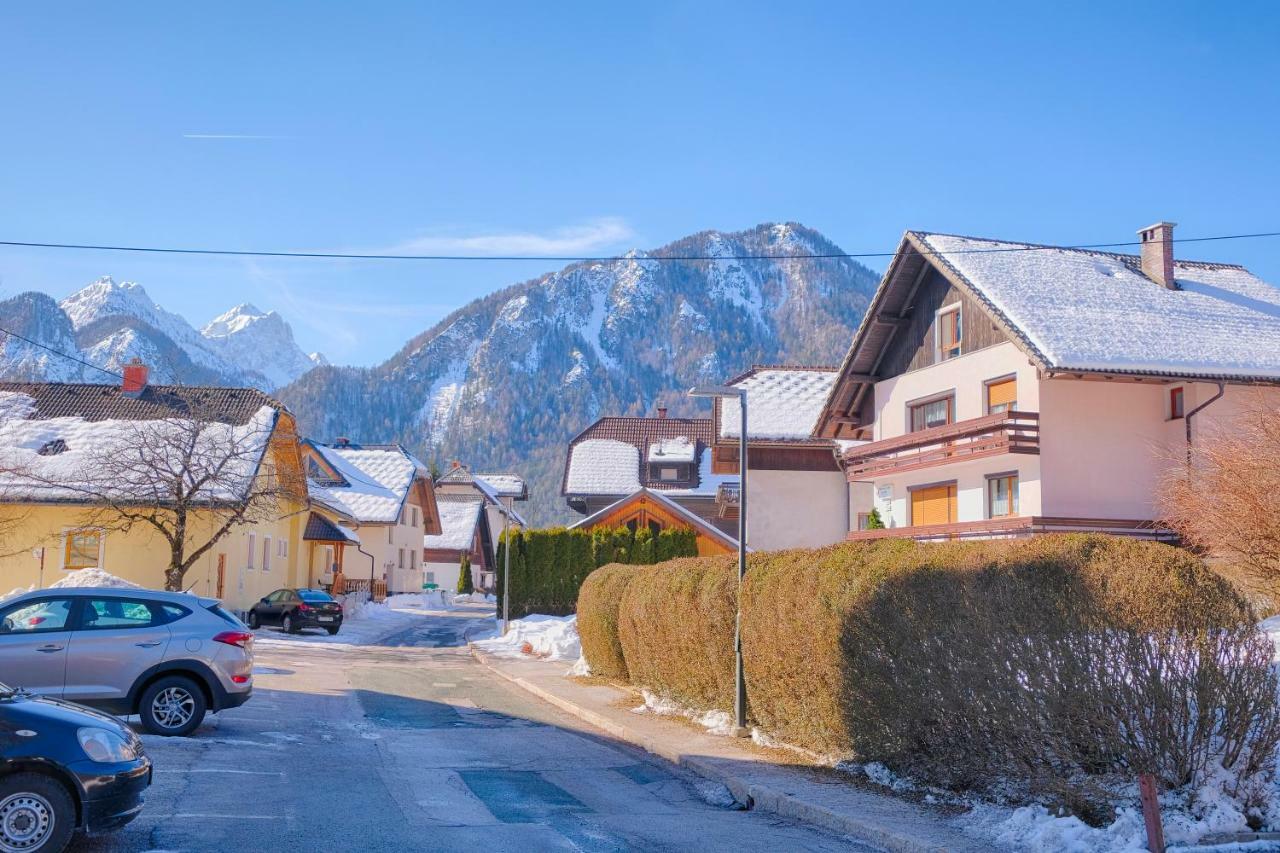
top-left (182, 133), bottom-right (288, 140)
top-left (385, 217), bottom-right (635, 256)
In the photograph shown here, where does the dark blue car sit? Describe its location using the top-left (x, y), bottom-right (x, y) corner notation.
top-left (0, 682), bottom-right (150, 851)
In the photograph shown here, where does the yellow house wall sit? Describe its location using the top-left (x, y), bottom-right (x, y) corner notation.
top-left (0, 503), bottom-right (306, 614)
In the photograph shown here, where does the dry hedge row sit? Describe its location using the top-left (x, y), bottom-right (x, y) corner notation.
top-left (577, 535), bottom-right (1280, 819)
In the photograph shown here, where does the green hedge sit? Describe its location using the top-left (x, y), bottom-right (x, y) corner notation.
top-left (495, 525), bottom-right (698, 618)
top-left (576, 563), bottom-right (645, 680)
top-left (579, 534), bottom-right (1280, 819)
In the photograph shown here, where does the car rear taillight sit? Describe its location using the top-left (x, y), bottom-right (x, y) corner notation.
top-left (297, 603), bottom-right (311, 612)
top-left (231, 675), bottom-right (249, 684)
top-left (213, 631), bottom-right (254, 649)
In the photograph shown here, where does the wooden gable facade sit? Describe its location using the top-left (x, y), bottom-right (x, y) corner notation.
top-left (572, 490), bottom-right (737, 557)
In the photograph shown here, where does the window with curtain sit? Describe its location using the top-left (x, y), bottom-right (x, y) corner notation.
top-left (987, 378), bottom-right (1017, 414)
top-left (988, 475), bottom-right (1019, 518)
top-left (909, 396), bottom-right (954, 432)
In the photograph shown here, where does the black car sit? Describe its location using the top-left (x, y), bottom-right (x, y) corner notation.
top-left (0, 682), bottom-right (150, 851)
top-left (247, 588), bottom-right (344, 635)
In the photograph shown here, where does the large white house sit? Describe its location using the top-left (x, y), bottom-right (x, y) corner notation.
top-left (813, 222), bottom-right (1280, 540)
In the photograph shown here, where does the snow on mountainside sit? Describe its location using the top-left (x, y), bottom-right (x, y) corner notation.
top-left (277, 222), bottom-right (880, 526)
top-left (0, 277), bottom-right (321, 390)
top-left (201, 304), bottom-right (322, 390)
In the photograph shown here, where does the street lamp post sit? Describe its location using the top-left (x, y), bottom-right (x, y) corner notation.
top-left (688, 385), bottom-right (748, 736)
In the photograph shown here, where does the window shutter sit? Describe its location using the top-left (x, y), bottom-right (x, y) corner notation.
top-left (987, 379), bottom-right (1017, 412)
top-left (911, 485), bottom-right (957, 526)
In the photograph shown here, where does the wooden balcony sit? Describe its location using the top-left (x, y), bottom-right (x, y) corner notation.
top-left (716, 483), bottom-right (740, 520)
top-left (844, 411), bottom-right (1040, 479)
top-left (846, 516), bottom-right (1175, 543)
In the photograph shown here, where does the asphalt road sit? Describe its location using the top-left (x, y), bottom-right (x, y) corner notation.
top-left (74, 604), bottom-right (869, 852)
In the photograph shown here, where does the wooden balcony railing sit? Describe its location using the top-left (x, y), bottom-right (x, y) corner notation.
top-left (716, 483), bottom-right (740, 520)
top-left (846, 516), bottom-right (1175, 542)
top-left (844, 411), bottom-right (1039, 479)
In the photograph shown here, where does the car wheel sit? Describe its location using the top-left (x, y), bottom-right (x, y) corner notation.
top-left (138, 675), bottom-right (207, 737)
top-left (0, 772), bottom-right (75, 852)
top-left (247, 610), bottom-right (260, 629)
top-left (326, 626), bottom-right (339, 635)
top-left (283, 613), bottom-right (299, 634)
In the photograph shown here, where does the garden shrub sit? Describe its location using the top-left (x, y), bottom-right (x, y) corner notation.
top-left (494, 525), bottom-right (699, 618)
top-left (616, 554), bottom-right (738, 710)
top-left (576, 562), bottom-right (645, 680)
top-left (456, 553), bottom-right (474, 594)
top-left (595, 533), bottom-right (1280, 821)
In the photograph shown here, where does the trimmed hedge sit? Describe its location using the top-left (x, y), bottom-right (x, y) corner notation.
top-left (579, 534), bottom-right (1280, 819)
top-left (616, 555), bottom-right (737, 709)
top-left (495, 525), bottom-right (698, 618)
top-left (576, 563), bottom-right (644, 680)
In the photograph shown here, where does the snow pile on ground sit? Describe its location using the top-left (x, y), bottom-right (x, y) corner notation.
top-left (472, 614), bottom-right (581, 661)
top-left (50, 567), bottom-right (142, 590)
top-left (632, 690), bottom-right (739, 737)
top-left (451, 592), bottom-right (496, 604)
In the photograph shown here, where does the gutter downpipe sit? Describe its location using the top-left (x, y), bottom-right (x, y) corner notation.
top-left (356, 540), bottom-right (378, 602)
top-left (1185, 382), bottom-right (1226, 466)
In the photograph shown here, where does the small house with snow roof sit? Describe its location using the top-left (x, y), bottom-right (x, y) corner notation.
top-left (813, 222), bottom-right (1280, 540)
top-left (302, 438), bottom-right (441, 596)
top-left (432, 462), bottom-right (529, 591)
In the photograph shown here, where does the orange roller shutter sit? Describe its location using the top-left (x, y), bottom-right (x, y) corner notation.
top-left (987, 378), bottom-right (1017, 413)
top-left (911, 484), bottom-right (957, 526)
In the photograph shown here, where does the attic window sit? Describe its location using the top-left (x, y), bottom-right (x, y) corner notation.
top-left (37, 438), bottom-right (67, 456)
top-left (936, 305), bottom-right (962, 361)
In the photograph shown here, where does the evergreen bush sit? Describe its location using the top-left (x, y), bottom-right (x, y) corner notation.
top-left (456, 553), bottom-right (474, 594)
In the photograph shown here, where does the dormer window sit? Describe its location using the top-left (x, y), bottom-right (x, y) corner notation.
top-left (659, 467), bottom-right (680, 481)
top-left (936, 305), bottom-right (962, 362)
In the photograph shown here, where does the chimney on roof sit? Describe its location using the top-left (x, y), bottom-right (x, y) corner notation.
top-left (451, 460), bottom-right (462, 469)
top-left (1138, 221), bottom-right (1178, 289)
top-left (121, 358), bottom-right (148, 396)
top-left (656, 405), bottom-right (668, 419)
top-left (334, 437), bottom-right (350, 447)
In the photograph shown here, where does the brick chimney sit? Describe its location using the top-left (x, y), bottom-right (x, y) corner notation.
top-left (656, 405), bottom-right (668, 419)
top-left (121, 358), bottom-right (149, 396)
top-left (1138, 221), bottom-right (1178, 289)
top-left (451, 460), bottom-right (462, 469)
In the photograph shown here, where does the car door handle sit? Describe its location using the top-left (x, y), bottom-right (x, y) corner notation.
top-left (36, 644), bottom-right (63, 653)
top-left (134, 640), bottom-right (163, 648)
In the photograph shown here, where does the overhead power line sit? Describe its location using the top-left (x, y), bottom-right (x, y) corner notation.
top-left (0, 230), bottom-right (1276, 263)
top-left (0, 325), bottom-right (124, 380)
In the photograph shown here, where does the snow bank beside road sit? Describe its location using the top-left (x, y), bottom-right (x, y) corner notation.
top-left (472, 614), bottom-right (581, 662)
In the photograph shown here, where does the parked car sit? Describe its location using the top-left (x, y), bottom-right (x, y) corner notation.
top-left (247, 588), bottom-right (343, 635)
top-left (0, 588), bottom-right (253, 736)
top-left (0, 681), bottom-right (151, 851)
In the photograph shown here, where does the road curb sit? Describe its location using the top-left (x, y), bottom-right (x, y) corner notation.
top-left (468, 645), bottom-right (984, 853)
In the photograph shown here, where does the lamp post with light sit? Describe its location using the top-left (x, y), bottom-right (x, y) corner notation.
top-left (687, 385), bottom-right (749, 736)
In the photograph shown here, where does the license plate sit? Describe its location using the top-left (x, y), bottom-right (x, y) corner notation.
top-left (318, 616), bottom-right (335, 622)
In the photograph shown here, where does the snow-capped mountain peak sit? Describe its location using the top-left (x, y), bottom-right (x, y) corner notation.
top-left (202, 303), bottom-right (275, 338)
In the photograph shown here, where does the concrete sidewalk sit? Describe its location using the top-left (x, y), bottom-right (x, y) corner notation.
top-left (469, 647), bottom-right (996, 853)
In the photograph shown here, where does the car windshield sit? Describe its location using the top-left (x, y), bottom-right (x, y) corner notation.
top-left (297, 590), bottom-right (333, 603)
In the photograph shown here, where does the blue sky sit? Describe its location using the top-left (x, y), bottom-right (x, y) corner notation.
top-left (1, 2), bottom-right (1277, 365)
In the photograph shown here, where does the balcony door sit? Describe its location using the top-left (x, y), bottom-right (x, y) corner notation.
top-left (911, 483), bottom-right (957, 526)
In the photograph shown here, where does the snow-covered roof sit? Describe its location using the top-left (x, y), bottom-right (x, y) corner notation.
top-left (473, 473), bottom-right (526, 499)
top-left (424, 499), bottom-right (483, 551)
top-left (720, 367), bottom-right (839, 441)
top-left (563, 439), bottom-right (641, 494)
top-left (306, 442), bottom-right (424, 524)
top-left (0, 391), bottom-right (277, 503)
top-left (916, 232), bottom-right (1280, 380)
top-left (647, 436), bottom-right (696, 463)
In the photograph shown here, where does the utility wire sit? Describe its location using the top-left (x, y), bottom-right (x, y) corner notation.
top-left (0, 325), bottom-right (123, 379)
top-left (0, 231), bottom-right (1276, 263)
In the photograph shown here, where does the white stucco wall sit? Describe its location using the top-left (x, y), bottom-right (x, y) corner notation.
top-left (745, 469), bottom-right (848, 551)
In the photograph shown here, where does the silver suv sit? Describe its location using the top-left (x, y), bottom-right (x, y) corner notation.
top-left (0, 587), bottom-right (253, 736)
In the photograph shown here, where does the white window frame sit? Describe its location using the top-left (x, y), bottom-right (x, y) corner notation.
top-left (935, 304), bottom-right (963, 362)
top-left (61, 527), bottom-right (106, 572)
top-left (398, 548), bottom-right (406, 569)
top-left (263, 536), bottom-right (272, 571)
top-left (387, 526), bottom-right (394, 545)
top-left (986, 472), bottom-right (1020, 519)
top-left (247, 532), bottom-right (257, 569)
